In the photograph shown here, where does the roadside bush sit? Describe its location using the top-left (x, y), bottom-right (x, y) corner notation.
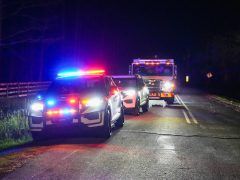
top-left (0, 98), bottom-right (30, 141)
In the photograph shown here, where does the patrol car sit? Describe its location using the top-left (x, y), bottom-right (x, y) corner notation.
top-left (29, 69), bottom-right (124, 140)
top-left (112, 75), bottom-right (149, 115)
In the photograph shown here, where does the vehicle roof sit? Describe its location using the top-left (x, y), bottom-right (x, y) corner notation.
top-left (133, 59), bottom-right (174, 63)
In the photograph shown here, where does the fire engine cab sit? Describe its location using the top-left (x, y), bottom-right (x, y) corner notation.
top-left (129, 59), bottom-right (177, 104)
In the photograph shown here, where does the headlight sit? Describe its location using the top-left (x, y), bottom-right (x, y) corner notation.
top-left (82, 97), bottom-right (104, 107)
top-left (123, 89), bottom-right (136, 96)
top-left (31, 102), bottom-right (44, 112)
top-left (162, 81), bottom-right (175, 92)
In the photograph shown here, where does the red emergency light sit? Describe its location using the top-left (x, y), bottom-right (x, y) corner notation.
top-left (47, 109), bottom-right (77, 116)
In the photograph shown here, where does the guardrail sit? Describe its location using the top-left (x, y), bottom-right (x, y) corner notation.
top-left (0, 81), bottom-right (51, 98)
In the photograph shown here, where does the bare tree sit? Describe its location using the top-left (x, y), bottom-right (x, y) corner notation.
top-left (0, 0), bottom-right (63, 46)
top-left (0, 0), bottom-right (64, 81)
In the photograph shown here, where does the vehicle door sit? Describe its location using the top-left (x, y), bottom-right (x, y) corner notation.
top-left (137, 78), bottom-right (143, 104)
top-left (142, 79), bottom-right (149, 102)
top-left (137, 78), bottom-right (147, 104)
top-left (106, 77), bottom-right (120, 119)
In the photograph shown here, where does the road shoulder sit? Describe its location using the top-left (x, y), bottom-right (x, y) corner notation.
top-left (209, 95), bottom-right (240, 112)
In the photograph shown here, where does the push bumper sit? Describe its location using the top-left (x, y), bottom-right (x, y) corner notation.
top-left (29, 110), bottom-right (105, 132)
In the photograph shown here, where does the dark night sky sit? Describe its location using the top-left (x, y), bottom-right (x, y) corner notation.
top-left (62, 1), bottom-right (240, 72)
top-left (1, 0), bottom-right (240, 81)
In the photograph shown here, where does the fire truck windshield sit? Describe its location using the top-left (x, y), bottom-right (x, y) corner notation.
top-left (133, 64), bottom-right (173, 76)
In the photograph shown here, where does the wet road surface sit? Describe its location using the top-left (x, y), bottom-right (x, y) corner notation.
top-left (2, 89), bottom-right (240, 179)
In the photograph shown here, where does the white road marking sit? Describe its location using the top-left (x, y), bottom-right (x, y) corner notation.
top-left (187, 110), bottom-right (198, 124)
top-left (177, 95), bottom-right (199, 124)
top-left (61, 150), bottom-right (78, 160)
top-left (175, 95), bottom-right (181, 104)
top-left (182, 110), bottom-right (191, 124)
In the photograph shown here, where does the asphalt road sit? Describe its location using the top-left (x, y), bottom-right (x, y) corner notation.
top-left (2, 88), bottom-right (240, 180)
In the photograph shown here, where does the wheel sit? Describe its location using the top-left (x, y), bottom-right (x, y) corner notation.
top-left (115, 107), bottom-right (125, 128)
top-left (99, 108), bottom-right (112, 138)
top-left (142, 98), bottom-right (149, 112)
top-left (166, 97), bottom-right (174, 104)
top-left (31, 131), bottom-right (46, 141)
top-left (133, 98), bottom-right (140, 115)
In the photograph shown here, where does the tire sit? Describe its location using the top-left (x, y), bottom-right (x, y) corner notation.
top-left (133, 98), bottom-right (140, 116)
top-left (166, 97), bottom-right (174, 104)
top-left (142, 98), bottom-right (149, 112)
top-left (31, 131), bottom-right (46, 141)
top-left (99, 108), bottom-right (112, 138)
top-left (115, 107), bottom-right (125, 128)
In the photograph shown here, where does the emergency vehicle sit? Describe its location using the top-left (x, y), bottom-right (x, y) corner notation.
top-left (29, 69), bottom-right (124, 140)
top-left (129, 59), bottom-right (177, 104)
top-left (112, 75), bottom-right (149, 115)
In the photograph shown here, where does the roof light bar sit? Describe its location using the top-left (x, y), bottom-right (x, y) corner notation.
top-left (57, 69), bottom-right (105, 78)
top-left (84, 70), bottom-right (105, 75)
top-left (57, 71), bottom-right (82, 78)
top-left (145, 61), bottom-right (161, 65)
top-left (133, 59), bottom-right (174, 63)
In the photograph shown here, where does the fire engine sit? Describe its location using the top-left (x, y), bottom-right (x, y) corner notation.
top-left (129, 59), bottom-right (177, 104)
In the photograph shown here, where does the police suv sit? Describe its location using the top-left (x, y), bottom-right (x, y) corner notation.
top-left (29, 69), bottom-right (124, 140)
top-left (112, 75), bottom-right (149, 115)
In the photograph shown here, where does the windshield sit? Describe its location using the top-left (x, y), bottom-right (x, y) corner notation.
top-left (113, 78), bottom-right (137, 88)
top-left (47, 77), bottom-right (105, 94)
top-left (133, 64), bottom-right (173, 76)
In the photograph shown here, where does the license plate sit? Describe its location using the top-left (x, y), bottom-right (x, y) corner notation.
top-left (161, 93), bottom-right (171, 97)
top-left (150, 92), bottom-right (157, 96)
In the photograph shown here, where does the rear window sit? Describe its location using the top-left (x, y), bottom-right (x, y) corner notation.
top-left (113, 78), bottom-right (137, 88)
top-left (47, 77), bottom-right (105, 94)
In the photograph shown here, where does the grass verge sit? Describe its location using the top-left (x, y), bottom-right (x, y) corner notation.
top-left (0, 135), bottom-right (32, 151)
top-left (0, 97), bottom-right (32, 151)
